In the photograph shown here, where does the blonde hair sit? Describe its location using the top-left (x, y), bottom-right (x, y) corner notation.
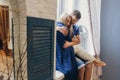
top-left (58, 13), bottom-right (74, 38)
top-left (58, 13), bottom-right (71, 26)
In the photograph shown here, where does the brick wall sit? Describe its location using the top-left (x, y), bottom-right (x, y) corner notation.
top-left (26, 0), bottom-right (57, 20)
top-left (10, 0), bottom-right (27, 80)
top-left (10, 0), bottom-right (57, 80)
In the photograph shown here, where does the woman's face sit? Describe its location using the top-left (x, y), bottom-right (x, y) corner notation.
top-left (65, 16), bottom-right (72, 27)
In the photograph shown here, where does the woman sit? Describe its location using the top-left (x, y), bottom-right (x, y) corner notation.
top-left (56, 13), bottom-right (79, 80)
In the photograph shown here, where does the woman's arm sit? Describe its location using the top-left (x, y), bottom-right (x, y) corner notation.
top-left (63, 35), bottom-right (81, 48)
top-left (63, 41), bottom-right (77, 48)
top-left (57, 31), bottom-right (66, 47)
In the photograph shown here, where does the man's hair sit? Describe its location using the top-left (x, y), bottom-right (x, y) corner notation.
top-left (71, 10), bottom-right (81, 19)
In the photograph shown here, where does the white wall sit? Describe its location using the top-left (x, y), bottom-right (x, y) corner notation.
top-left (0, 0), bottom-right (10, 5)
top-left (101, 0), bottom-right (120, 80)
top-left (26, 0), bottom-right (57, 20)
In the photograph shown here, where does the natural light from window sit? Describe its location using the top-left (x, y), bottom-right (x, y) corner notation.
top-left (57, 0), bottom-right (95, 56)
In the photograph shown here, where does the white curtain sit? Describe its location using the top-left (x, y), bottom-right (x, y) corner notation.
top-left (89, 0), bottom-right (101, 56)
top-left (57, 0), bottom-right (77, 19)
top-left (88, 0), bottom-right (102, 80)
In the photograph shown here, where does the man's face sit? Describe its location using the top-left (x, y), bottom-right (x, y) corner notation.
top-left (71, 15), bottom-right (79, 24)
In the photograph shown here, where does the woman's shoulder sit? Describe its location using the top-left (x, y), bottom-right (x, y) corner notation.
top-left (57, 30), bottom-right (65, 37)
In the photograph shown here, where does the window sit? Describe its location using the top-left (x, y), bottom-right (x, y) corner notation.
top-left (0, 4), bottom-right (13, 79)
top-left (57, 0), bottom-right (95, 55)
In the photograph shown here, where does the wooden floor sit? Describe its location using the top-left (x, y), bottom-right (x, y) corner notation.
top-left (0, 50), bottom-right (13, 80)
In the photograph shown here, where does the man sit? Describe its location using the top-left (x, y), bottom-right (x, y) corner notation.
top-left (57, 10), bottom-right (106, 80)
top-left (70, 10), bottom-right (93, 80)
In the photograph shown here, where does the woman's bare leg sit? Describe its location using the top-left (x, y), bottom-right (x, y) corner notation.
top-left (73, 45), bottom-right (95, 63)
top-left (84, 63), bottom-right (93, 80)
top-left (73, 45), bottom-right (106, 67)
top-left (93, 58), bottom-right (106, 66)
top-left (78, 66), bottom-right (85, 80)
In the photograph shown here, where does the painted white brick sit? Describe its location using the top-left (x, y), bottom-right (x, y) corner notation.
top-left (13, 18), bottom-right (19, 25)
top-left (20, 25), bottom-right (27, 32)
top-left (26, 0), bottom-right (57, 20)
top-left (19, 18), bottom-right (27, 25)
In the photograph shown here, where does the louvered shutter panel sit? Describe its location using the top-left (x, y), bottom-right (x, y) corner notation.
top-left (27, 17), bottom-right (54, 80)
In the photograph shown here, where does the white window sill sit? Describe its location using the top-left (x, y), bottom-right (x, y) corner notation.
top-left (54, 70), bottom-right (64, 80)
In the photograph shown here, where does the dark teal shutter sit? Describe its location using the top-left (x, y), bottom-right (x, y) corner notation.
top-left (27, 17), bottom-right (54, 80)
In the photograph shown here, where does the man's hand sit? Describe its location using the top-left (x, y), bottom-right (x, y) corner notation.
top-left (57, 27), bottom-right (68, 36)
top-left (63, 41), bottom-right (77, 48)
top-left (72, 37), bottom-right (78, 42)
top-left (72, 36), bottom-right (80, 44)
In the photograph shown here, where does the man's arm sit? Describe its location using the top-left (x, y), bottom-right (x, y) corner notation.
top-left (63, 41), bottom-right (77, 48)
top-left (63, 35), bottom-right (81, 48)
top-left (57, 27), bottom-right (68, 36)
top-left (72, 35), bottom-right (80, 44)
